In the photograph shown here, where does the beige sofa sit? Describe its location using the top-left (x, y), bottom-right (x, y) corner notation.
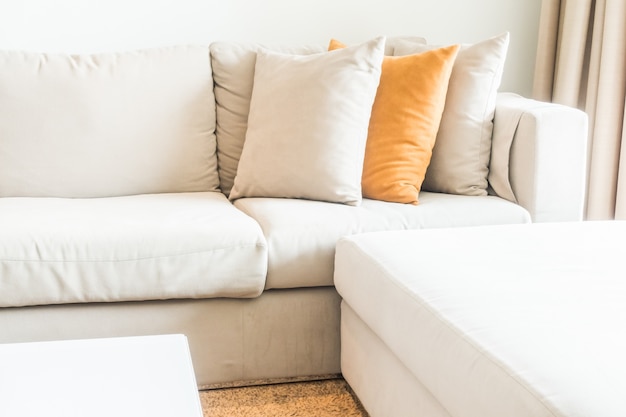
top-left (0, 34), bottom-right (587, 388)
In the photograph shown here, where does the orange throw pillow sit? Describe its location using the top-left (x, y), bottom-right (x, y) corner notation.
top-left (329, 39), bottom-right (459, 204)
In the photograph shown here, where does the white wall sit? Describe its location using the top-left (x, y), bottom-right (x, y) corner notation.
top-left (0, 0), bottom-right (541, 95)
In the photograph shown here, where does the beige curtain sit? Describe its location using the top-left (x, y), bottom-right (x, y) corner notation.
top-left (533, 0), bottom-right (626, 220)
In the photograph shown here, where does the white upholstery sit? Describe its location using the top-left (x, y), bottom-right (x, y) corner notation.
top-left (235, 192), bottom-right (530, 289)
top-left (0, 192), bottom-right (267, 307)
top-left (0, 287), bottom-right (342, 387)
top-left (491, 93), bottom-right (588, 222)
top-left (210, 42), bottom-right (325, 196)
top-left (341, 302), bottom-right (452, 417)
top-left (0, 46), bottom-right (219, 198)
top-left (336, 222), bottom-right (626, 417)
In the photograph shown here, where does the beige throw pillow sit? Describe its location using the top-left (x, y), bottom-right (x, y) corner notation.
top-left (394, 32), bottom-right (510, 196)
top-left (229, 37), bottom-right (385, 206)
top-left (210, 37), bottom-right (425, 197)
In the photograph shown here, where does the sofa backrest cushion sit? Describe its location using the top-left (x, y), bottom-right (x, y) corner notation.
top-left (0, 45), bottom-right (219, 198)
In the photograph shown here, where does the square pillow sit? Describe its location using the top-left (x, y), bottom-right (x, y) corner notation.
top-left (330, 40), bottom-right (459, 204)
top-left (229, 37), bottom-right (385, 206)
top-left (394, 32), bottom-right (510, 196)
top-left (210, 42), bottom-right (325, 196)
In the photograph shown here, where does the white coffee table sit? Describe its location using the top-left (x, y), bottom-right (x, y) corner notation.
top-left (0, 334), bottom-right (203, 417)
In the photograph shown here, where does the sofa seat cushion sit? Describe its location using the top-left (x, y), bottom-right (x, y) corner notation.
top-left (234, 192), bottom-right (530, 289)
top-left (0, 192), bottom-right (267, 308)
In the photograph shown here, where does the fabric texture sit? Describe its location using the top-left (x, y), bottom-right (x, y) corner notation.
top-left (0, 288), bottom-right (342, 387)
top-left (0, 46), bottom-right (219, 198)
top-left (210, 37), bottom-right (426, 197)
top-left (487, 92), bottom-right (587, 222)
top-left (234, 192), bottom-right (530, 289)
top-left (341, 302), bottom-right (461, 417)
top-left (210, 42), bottom-right (325, 196)
top-left (394, 33), bottom-right (510, 196)
top-left (489, 93), bottom-right (588, 224)
top-left (336, 221), bottom-right (626, 417)
top-left (229, 37), bottom-right (386, 206)
top-left (0, 192), bottom-right (267, 308)
top-left (329, 40), bottom-right (459, 204)
top-left (533, 0), bottom-right (626, 220)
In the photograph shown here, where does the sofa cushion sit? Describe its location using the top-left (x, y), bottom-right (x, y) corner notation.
top-left (210, 37), bottom-right (426, 197)
top-left (335, 222), bottom-right (626, 417)
top-left (0, 46), bottom-right (219, 198)
top-left (229, 37), bottom-right (385, 206)
top-left (394, 33), bottom-right (510, 196)
top-left (0, 192), bottom-right (267, 308)
top-left (234, 193), bottom-right (530, 289)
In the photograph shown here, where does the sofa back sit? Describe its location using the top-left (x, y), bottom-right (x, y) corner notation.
top-left (0, 46), bottom-right (219, 198)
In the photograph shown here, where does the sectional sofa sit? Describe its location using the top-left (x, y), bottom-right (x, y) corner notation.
top-left (0, 33), bottom-right (587, 388)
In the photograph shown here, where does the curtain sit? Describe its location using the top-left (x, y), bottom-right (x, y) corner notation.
top-left (533, 0), bottom-right (626, 220)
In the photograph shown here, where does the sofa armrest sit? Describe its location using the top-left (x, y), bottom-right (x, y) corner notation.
top-left (489, 92), bottom-right (588, 222)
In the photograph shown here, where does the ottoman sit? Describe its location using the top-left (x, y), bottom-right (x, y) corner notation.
top-left (334, 221), bottom-right (625, 417)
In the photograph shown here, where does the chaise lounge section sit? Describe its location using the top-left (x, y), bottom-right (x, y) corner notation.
top-left (335, 222), bottom-right (625, 417)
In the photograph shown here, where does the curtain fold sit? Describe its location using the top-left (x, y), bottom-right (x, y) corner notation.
top-left (533, 0), bottom-right (626, 220)
top-left (616, 97), bottom-right (626, 216)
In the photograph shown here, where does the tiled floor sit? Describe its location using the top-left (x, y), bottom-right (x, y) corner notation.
top-left (199, 378), bottom-right (368, 416)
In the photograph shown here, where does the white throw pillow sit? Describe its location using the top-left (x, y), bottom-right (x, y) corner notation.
top-left (0, 46), bottom-right (219, 198)
top-left (229, 37), bottom-right (385, 206)
top-left (394, 32), bottom-right (510, 196)
top-left (210, 42), bottom-right (325, 196)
